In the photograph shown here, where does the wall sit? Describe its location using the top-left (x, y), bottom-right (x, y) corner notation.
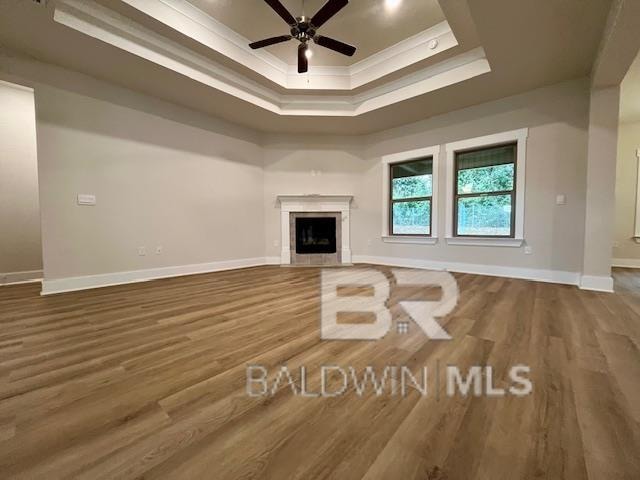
top-left (35, 84), bottom-right (265, 288)
top-left (0, 54), bottom-right (599, 291)
top-left (0, 80), bottom-right (42, 283)
top-left (1, 58), bottom-right (266, 292)
top-left (581, 86), bottom-right (620, 291)
top-left (613, 121), bottom-right (640, 264)
top-left (264, 79), bottom-right (590, 281)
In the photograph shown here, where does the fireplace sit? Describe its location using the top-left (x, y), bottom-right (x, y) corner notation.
top-left (277, 195), bottom-right (353, 265)
top-left (295, 217), bottom-right (337, 254)
top-left (289, 212), bottom-right (342, 265)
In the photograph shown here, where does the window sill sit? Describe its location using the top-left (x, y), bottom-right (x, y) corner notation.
top-left (382, 235), bottom-right (438, 245)
top-left (445, 237), bottom-right (524, 247)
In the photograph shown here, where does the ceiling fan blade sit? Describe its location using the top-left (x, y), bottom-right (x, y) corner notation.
top-left (314, 35), bottom-right (356, 56)
top-left (310, 0), bottom-right (348, 28)
top-left (249, 35), bottom-right (292, 49)
top-left (298, 43), bottom-right (309, 73)
top-left (262, 0), bottom-right (298, 27)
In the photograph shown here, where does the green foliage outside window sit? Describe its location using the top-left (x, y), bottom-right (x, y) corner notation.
top-left (456, 162), bottom-right (515, 236)
top-left (392, 200), bottom-right (431, 235)
top-left (392, 175), bottom-right (432, 199)
top-left (457, 164), bottom-right (514, 194)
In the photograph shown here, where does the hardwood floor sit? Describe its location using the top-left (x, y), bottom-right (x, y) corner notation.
top-left (0, 265), bottom-right (639, 479)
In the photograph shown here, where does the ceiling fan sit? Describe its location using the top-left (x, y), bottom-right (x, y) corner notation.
top-left (249, 0), bottom-right (356, 73)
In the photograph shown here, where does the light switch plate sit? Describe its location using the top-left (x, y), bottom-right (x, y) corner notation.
top-left (555, 194), bottom-right (566, 205)
top-left (77, 194), bottom-right (96, 206)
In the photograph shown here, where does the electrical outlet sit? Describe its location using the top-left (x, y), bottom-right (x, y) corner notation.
top-left (524, 246), bottom-right (533, 255)
top-left (156, 246), bottom-right (162, 255)
top-left (273, 240), bottom-right (279, 247)
top-left (138, 246), bottom-right (146, 256)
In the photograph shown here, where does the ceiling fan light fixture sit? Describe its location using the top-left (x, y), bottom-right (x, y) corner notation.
top-left (251, 0), bottom-right (356, 74)
top-left (384, 0), bottom-right (402, 11)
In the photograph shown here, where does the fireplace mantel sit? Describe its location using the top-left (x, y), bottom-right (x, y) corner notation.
top-left (277, 195), bottom-right (353, 265)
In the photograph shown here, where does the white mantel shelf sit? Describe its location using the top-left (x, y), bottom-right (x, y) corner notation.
top-left (277, 195), bottom-right (353, 203)
top-left (277, 195), bottom-right (353, 265)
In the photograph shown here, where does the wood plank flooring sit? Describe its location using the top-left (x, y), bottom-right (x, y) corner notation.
top-left (0, 265), bottom-right (639, 479)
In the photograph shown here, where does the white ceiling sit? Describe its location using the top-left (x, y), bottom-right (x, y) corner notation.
top-left (0, 0), bottom-right (613, 134)
top-left (187, 0), bottom-right (445, 66)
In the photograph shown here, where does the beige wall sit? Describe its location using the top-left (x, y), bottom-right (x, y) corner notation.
top-left (581, 86), bottom-right (620, 286)
top-left (0, 80), bottom-right (42, 280)
top-left (264, 79), bottom-right (590, 276)
top-left (614, 121), bottom-right (640, 262)
top-left (32, 80), bottom-right (265, 280)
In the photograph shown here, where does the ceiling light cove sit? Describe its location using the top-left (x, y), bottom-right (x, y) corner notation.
top-left (385, 0), bottom-right (402, 11)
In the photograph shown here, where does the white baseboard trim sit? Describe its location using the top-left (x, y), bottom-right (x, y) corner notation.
top-left (0, 270), bottom-right (43, 286)
top-left (352, 255), bottom-right (581, 286)
top-left (579, 275), bottom-right (614, 293)
top-left (40, 257), bottom-right (267, 295)
top-left (39, 254), bottom-right (610, 295)
top-left (612, 258), bottom-right (640, 268)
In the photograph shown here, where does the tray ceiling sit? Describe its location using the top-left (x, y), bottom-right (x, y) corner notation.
top-left (0, 0), bottom-right (613, 134)
top-left (186, 0), bottom-right (446, 66)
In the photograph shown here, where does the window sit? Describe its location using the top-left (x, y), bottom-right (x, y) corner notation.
top-left (454, 143), bottom-right (516, 237)
top-left (390, 158), bottom-right (433, 236)
top-left (445, 128), bottom-right (527, 246)
top-left (381, 145), bottom-right (440, 244)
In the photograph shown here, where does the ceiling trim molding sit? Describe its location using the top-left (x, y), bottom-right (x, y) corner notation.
top-left (54, 0), bottom-right (490, 116)
top-left (118, 0), bottom-right (458, 90)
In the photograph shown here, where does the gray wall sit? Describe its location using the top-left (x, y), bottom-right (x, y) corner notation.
top-left (264, 79), bottom-right (590, 276)
top-left (0, 80), bottom-right (42, 281)
top-left (33, 81), bottom-right (265, 280)
top-left (1, 55), bottom-right (603, 286)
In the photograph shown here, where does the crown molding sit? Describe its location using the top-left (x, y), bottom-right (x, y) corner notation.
top-left (54, 0), bottom-right (490, 116)
top-left (119, 0), bottom-right (458, 90)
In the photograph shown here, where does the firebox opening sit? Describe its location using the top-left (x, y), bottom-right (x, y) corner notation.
top-left (295, 217), bottom-right (337, 254)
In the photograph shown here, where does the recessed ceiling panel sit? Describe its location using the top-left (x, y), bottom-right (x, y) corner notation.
top-left (186, 0), bottom-right (445, 66)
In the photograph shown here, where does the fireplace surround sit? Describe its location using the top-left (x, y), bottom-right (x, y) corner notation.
top-left (277, 195), bottom-right (353, 265)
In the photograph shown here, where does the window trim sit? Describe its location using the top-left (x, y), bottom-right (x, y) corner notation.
top-left (382, 145), bottom-right (440, 245)
top-left (444, 129), bottom-right (528, 247)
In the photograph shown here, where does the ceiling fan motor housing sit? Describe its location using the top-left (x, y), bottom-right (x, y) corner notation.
top-left (250, 0), bottom-right (355, 73)
top-left (292, 17), bottom-right (316, 43)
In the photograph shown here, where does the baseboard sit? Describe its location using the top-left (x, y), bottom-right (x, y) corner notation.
top-left (579, 275), bottom-right (614, 293)
top-left (40, 257), bottom-right (268, 295)
top-left (352, 255), bottom-right (581, 286)
top-left (0, 270), bottom-right (43, 286)
top-left (612, 258), bottom-right (640, 268)
top-left (39, 254), bottom-right (607, 295)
